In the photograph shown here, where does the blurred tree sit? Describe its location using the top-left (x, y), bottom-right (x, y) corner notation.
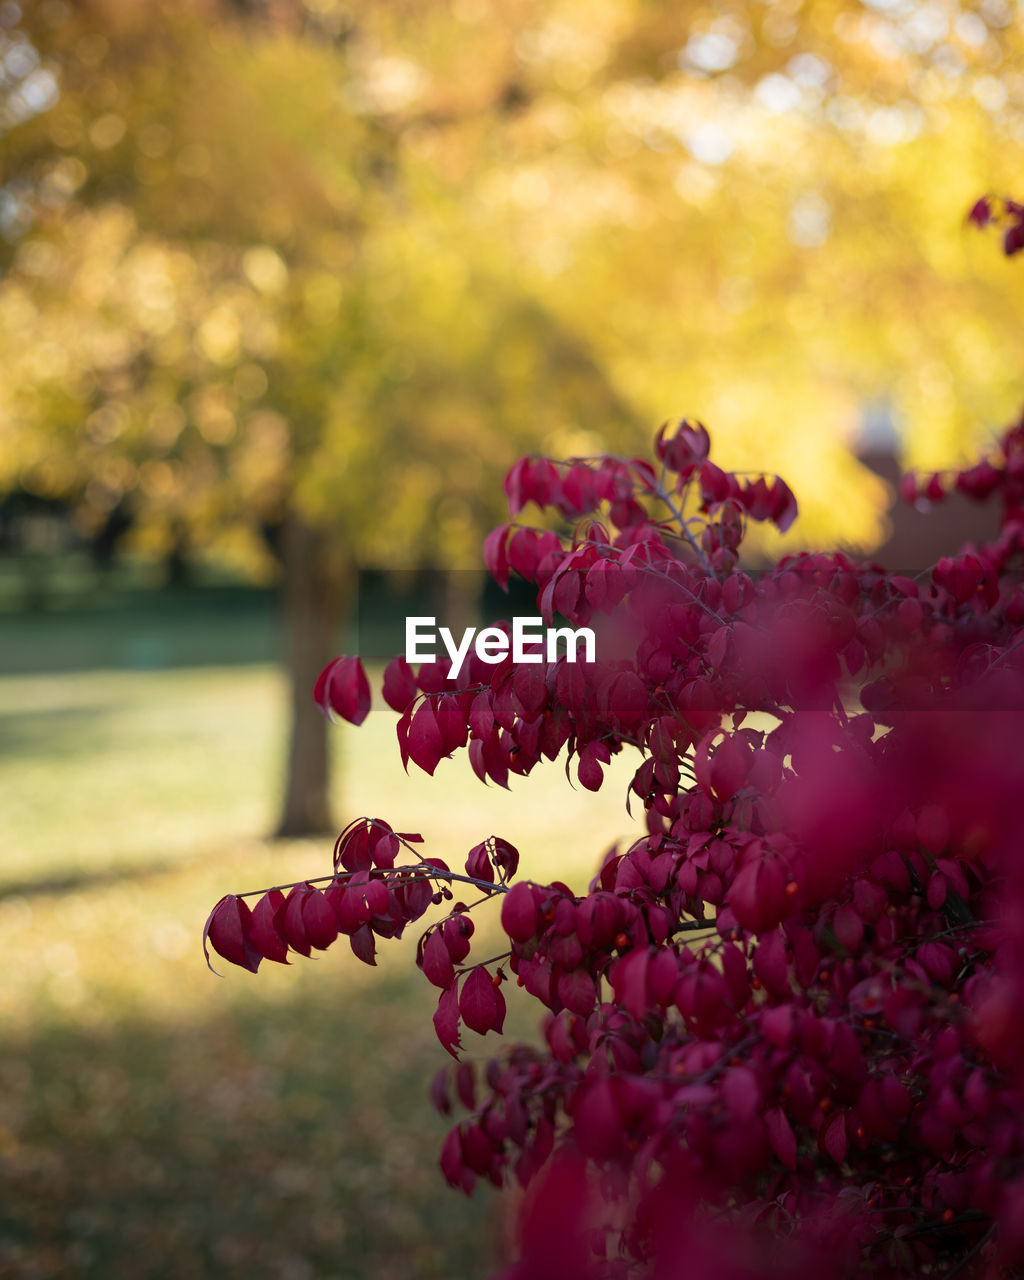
top-left (2, 0), bottom-right (1024, 831)
top-left (0, 0), bottom-right (639, 835)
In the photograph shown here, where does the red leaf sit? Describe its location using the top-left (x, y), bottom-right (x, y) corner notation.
top-left (512, 664), bottom-right (547, 719)
top-left (349, 923), bottom-right (377, 966)
top-left (361, 876), bottom-right (389, 916)
top-left (491, 982), bottom-right (507, 1033)
top-left (967, 195), bottom-right (992, 227)
top-left (765, 1107), bottom-right (797, 1171)
top-left (436, 695), bottom-right (467, 755)
top-left (371, 828), bottom-right (399, 869)
top-left (501, 882), bottom-right (538, 942)
top-left (491, 837), bottom-right (519, 882)
top-left (313, 656), bottom-right (370, 726)
top-left (395, 874), bottom-right (433, 923)
top-left (329, 883), bottom-right (369, 934)
top-left (204, 895), bottom-right (261, 973)
top-left (728, 854), bottom-right (787, 934)
top-left (657, 418), bottom-right (711, 472)
top-left (823, 1110), bottom-right (848, 1164)
top-left (422, 928), bottom-right (456, 989)
top-left (430, 1067), bottom-right (451, 1115)
top-left (455, 1061), bottom-right (476, 1111)
top-left (461, 1122), bottom-right (493, 1175)
top-left (396, 704), bottom-right (413, 773)
top-left (612, 948), bottom-right (650, 1021)
top-left (769, 477), bottom-right (798, 533)
top-left (465, 842), bottom-right (495, 890)
top-left (648, 948), bottom-right (680, 1005)
top-left (720, 940), bottom-right (749, 1007)
top-left (571, 1079), bottom-right (621, 1161)
top-left (520, 458), bottom-right (560, 509)
top-left (761, 1005), bottom-right (795, 1049)
top-left (439, 1126), bottom-right (472, 1193)
top-left (382, 656), bottom-right (417, 712)
top-left (700, 460), bottom-right (734, 506)
top-left (552, 567), bottom-right (582, 616)
top-left (926, 871), bottom-right (948, 911)
top-left (723, 1066), bottom-right (761, 1119)
top-left (560, 465), bottom-right (598, 517)
top-left (408, 698), bottom-right (444, 775)
top-left (249, 889), bottom-right (289, 964)
top-left (504, 459), bottom-right (529, 517)
top-left (459, 966), bottom-right (502, 1035)
top-left (607, 672), bottom-right (647, 726)
top-left (468, 692), bottom-right (495, 739)
top-left (707, 733), bottom-right (752, 801)
top-left (443, 913), bottom-right (475, 964)
top-left (484, 524), bottom-right (511, 590)
top-left (301, 888), bottom-right (339, 950)
top-left (281, 885), bottom-right (313, 956)
top-left (753, 928), bottom-right (789, 995)
top-left (556, 968), bottom-right (597, 1016)
top-left (334, 819), bottom-right (373, 873)
top-left (832, 904), bottom-right (864, 951)
top-left (434, 983), bottom-right (463, 1058)
top-left (577, 747), bottom-right (604, 792)
top-left (507, 529), bottom-right (542, 581)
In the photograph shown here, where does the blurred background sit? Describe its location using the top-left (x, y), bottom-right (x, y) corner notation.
top-left (0, 0), bottom-right (1022, 1275)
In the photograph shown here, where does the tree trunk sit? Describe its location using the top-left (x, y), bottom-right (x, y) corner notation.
top-left (274, 513), bottom-right (349, 839)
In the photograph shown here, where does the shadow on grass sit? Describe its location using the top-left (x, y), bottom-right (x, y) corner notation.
top-left (0, 856), bottom-right (194, 903)
top-left (0, 706), bottom-right (119, 761)
top-left (0, 975), bottom-right (505, 1280)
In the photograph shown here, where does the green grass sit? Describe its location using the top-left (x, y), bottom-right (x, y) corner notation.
top-left (0, 649), bottom-right (641, 1278)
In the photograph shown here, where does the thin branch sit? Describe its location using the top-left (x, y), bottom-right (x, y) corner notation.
top-left (941, 1225), bottom-right (994, 1279)
top-left (232, 863), bottom-right (508, 901)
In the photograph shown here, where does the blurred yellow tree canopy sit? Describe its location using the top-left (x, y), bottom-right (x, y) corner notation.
top-left (1, 0), bottom-right (1023, 561)
top-left (2, 0), bottom-right (1023, 835)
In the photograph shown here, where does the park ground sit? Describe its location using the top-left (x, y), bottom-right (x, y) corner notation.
top-left (0, 590), bottom-right (639, 1280)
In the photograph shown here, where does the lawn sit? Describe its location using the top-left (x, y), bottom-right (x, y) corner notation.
top-left (0, 631), bottom-right (641, 1278)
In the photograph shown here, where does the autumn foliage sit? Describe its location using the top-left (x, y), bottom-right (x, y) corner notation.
top-left (206, 216), bottom-right (1024, 1279)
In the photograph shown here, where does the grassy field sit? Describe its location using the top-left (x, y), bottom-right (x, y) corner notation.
top-left (0, 623), bottom-right (642, 1279)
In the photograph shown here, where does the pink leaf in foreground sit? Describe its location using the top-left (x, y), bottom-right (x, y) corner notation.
top-left (434, 983), bottom-right (462, 1059)
top-left (765, 1107), bottom-right (798, 1171)
top-left (313, 656), bottom-right (370, 726)
top-left (204, 895), bottom-right (260, 974)
top-left (459, 967), bottom-right (504, 1035)
top-left (422, 928), bottom-right (456, 989)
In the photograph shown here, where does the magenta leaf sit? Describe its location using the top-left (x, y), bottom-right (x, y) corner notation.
top-left (501, 882), bottom-right (538, 942)
top-left (442, 913), bottom-right (474, 964)
top-left (823, 1110), bottom-right (848, 1165)
top-left (556, 968), bottom-right (597, 1017)
top-left (301, 888), bottom-right (339, 950)
top-left (408, 698), bottom-right (444, 775)
top-left (433, 983), bottom-right (462, 1059)
top-left (249, 889), bottom-right (289, 964)
top-left (459, 967), bottom-right (502, 1035)
top-left (465, 842), bottom-right (496, 890)
top-left (280, 885), bottom-right (313, 956)
top-left (491, 837), bottom-right (519, 883)
top-left (381, 656), bottom-right (418, 713)
top-left (349, 923), bottom-right (377, 966)
top-left (204, 895), bottom-right (260, 974)
top-left (422, 928), bottom-right (456, 989)
top-left (765, 1107), bottom-right (798, 1172)
top-left (313, 655), bottom-right (370, 726)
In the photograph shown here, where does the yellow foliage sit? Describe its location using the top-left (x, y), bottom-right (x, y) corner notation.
top-left (2, 0), bottom-right (1023, 562)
